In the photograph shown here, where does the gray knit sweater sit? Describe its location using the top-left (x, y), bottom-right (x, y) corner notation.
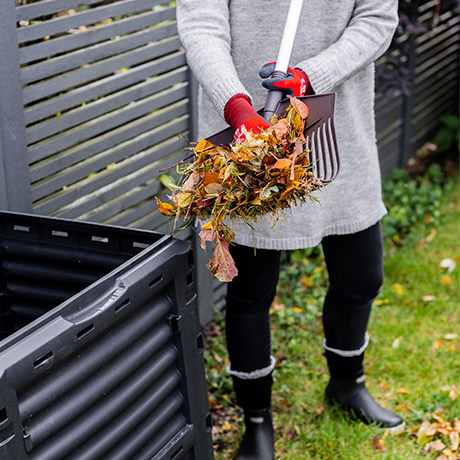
top-left (176, 0), bottom-right (398, 250)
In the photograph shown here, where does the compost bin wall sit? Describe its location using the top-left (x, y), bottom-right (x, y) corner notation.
top-left (0, 211), bottom-right (213, 460)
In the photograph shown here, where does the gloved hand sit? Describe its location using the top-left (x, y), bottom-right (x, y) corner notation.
top-left (224, 94), bottom-right (270, 144)
top-left (259, 62), bottom-right (312, 97)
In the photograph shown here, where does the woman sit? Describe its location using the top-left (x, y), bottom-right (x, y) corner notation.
top-left (177, 1), bottom-right (403, 458)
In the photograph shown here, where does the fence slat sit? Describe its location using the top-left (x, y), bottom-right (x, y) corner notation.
top-left (30, 98), bottom-right (188, 183)
top-left (20, 8), bottom-right (176, 65)
top-left (414, 42), bottom-right (459, 76)
top-left (30, 100), bottom-right (187, 182)
top-left (23, 36), bottom-right (181, 104)
top-left (62, 164), bottom-right (180, 222)
top-left (0, 0), bottom-right (32, 212)
top-left (17, 0), bottom-right (111, 22)
top-left (21, 22), bottom-right (177, 85)
top-left (32, 114), bottom-right (189, 202)
top-left (42, 138), bottom-right (184, 220)
top-left (415, 21), bottom-right (459, 59)
top-left (34, 126), bottom-right (187, 216)
top-left (17, 0), bottom-right (168, 43)
top-left (27, 67), bottom-right (187, 145)
top-left (24, 51), bottom-right (185, 125)
top-left (29, 82), bottom-right (188, 164)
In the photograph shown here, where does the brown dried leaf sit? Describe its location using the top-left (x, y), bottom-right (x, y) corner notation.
top-left (431, 440), bottom-right (447, 451)
top-left (288, 95), bottom-right (309, 119)
top-left (287, 427), bottom-right (298, 441)
top-left (371, 434), bottom-right (387, 451)
top-left (268, 118), bottom-right (289, 138)
top-left (213, 238), bottom-right (238, 282)
top-left (182, 172), bottom-right (201, 192)
top-left (272, 158), bottom-right (292, 170)
top-left (203, 172), bottom-right (220, 186)
top-left (450, 430), bottom-right (459, 452)
top-left (205, 183), bottom-right (226, 195)
top-left (199, 228), bottom-right (213, 250)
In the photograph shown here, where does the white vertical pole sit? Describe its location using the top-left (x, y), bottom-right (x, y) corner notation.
top-left (274, 0), bottom-right (304, 73)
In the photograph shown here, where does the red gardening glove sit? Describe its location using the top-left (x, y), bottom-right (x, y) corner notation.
top-left (259, 62), bottom-right (313, 97)
top-left (224, 94), bottom-right (270, 144)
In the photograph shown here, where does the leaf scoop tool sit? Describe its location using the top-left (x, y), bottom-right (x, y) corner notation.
top-left (207, 0), bottom-right (340, 184)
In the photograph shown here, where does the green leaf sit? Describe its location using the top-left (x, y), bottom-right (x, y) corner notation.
top-left (439, 114), bottom-right (459, 133)
top-left (159, 174), bottom-right (178, 191)
top-left (262, 185), bottom-right (279, 198)
top-left (434, 127), bottom-right (454, 153)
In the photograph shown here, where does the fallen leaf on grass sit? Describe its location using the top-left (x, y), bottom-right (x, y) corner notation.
top-left (440, 258), bottom-right (457, 273)
top-left (287, 427), bottom-right (298, 441)
top-left (396, 387), bottom-right (411, 394)
top-left (417, 420), bottom-right (433, 444)
top-left (449, 386), bottom-right (458, 401)
top-left (427, 228), bottom-right (437, 242)
top-left (441, 276), bottom-right (452, 285)
top-left (291, 307), bottom-right (303, 313)
top-left (423, 295), bottom-right (437, 302)
top-left (392, 283), bottom-right (407, 295)
top-left (315, 407), bottom-right (325, 415)
top-left (443, 333), bottom-right (458, 340)
top-left (422, 440), bottom-right (446, 456)
top-left (374, 298), bottom-right (390, 306)
top-left (392, 337), bottom-right (402, 348)
top-left (371, 434), bottom-right (387, 451)
top-left (451, 430), bottom-right (459, 452)
top-left (397, 401), bottom-right (408, 412)
top-left (300, 276), bottom-right (313, 289)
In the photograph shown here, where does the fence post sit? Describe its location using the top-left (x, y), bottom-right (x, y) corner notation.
top-left (186, 70), bottom-right (217, 324)
top-left (0, 0), bottom-right (32, 212)
top-left (399, 1), bottom-right (419, 167)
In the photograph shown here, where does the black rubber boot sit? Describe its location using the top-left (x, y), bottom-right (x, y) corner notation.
top-left (326, 373), bottom-right (404, 428)
top-left (235, 407), bottom-right (274, 460)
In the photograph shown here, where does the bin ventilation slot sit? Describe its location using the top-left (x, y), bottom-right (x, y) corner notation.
top-left (206, 413), bottom-right (213, 432)
top-left (0, 408), bottom-right (7, 425)
top-left (13, 225), bottom-right (30, 233)
top-left (133, 241), bottom-right (149, 249)
top-left (33, 351), bottom-right (53, 368)
top-left (149, 275), bottom-right (163, 288)
top-left (51, 230), bottom-right (69, 238)
top-left (196, 333), bottom-right (204, 353)
top-left (76, 324), bottom-right (94, 340)
top-left (115, 298), bottom-right (131, 313)
top-left (186, 273), bottom-right (193, 287)
top-left (171, 447), bottom-right (184, 459)
top-left (187, 251), bottom-right (194, 268)
top-left (91, 235), bottom-right (109, 243)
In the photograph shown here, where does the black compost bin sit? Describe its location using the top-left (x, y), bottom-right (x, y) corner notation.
top-left (0, 211), bottom-right (213, 460)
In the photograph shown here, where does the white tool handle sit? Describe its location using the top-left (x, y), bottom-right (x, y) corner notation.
top-left (274, 0), bottom-right (304, 73)
top-left (263, 0), bottom-right (304, 120)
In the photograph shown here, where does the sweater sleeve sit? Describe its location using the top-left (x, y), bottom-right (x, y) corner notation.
top-left (176, 0), bottom-right (250, 118)
top-left (296, 0), bottom-right (398, 94)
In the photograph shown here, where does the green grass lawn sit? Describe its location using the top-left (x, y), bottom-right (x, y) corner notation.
top-left (204, 174), bottom-right (459, 460)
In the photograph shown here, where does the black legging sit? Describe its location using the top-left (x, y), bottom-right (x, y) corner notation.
top-left (225, 222), bottom-right (384, 409)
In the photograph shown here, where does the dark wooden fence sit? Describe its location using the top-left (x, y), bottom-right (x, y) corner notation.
top-left (0, 0), bottom-right (458, 323)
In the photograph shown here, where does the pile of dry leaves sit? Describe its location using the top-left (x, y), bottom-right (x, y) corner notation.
top-left (157, 95), bottom-right (323, 281)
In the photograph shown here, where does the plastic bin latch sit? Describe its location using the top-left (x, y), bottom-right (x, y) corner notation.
top-left (167, 314), bottom-right (183, 334)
